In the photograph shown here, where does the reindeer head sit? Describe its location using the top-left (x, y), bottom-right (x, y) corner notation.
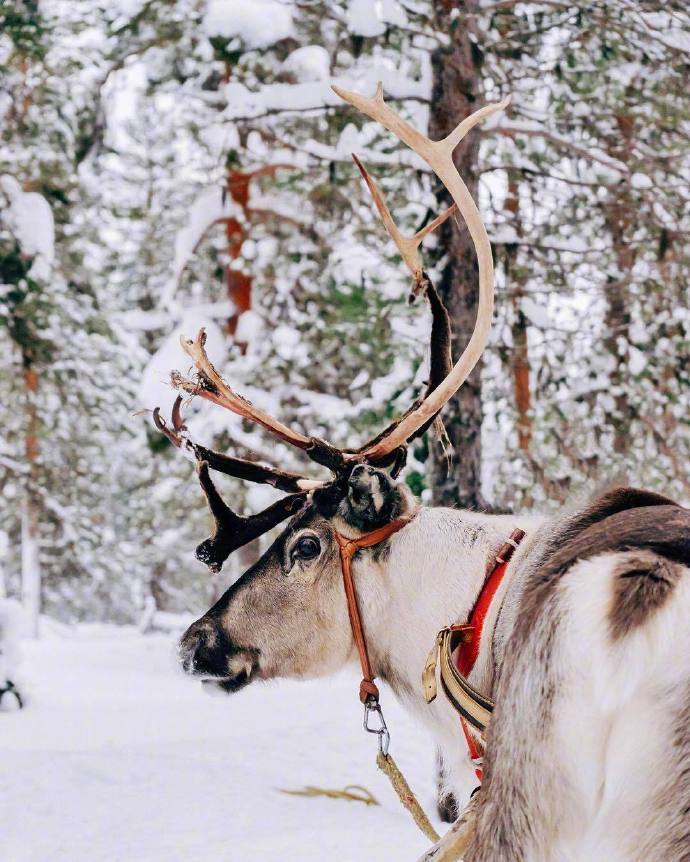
top-left (178, 465), bottom-right (417, 693)
top-left (153, 84), bottom-right (508, 695)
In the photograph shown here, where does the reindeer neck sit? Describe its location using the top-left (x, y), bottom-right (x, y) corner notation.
top-left (356, 506), bottom-right (540, 743)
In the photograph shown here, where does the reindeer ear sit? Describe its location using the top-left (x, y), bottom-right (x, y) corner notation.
top-left (340, 464), bottom-right (403, 531)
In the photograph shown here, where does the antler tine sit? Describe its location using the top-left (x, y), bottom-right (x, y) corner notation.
top-left (171, 395), bottom-right (187, 433)
top-left (193, 444), bottom-right (323, 493)
top-left (153, 396), bottom-right (325, 493)
top-left (352, 154), bottom-right (456, 294)
top-left (173, 328), bottom-right (313, 449)
top-left (153, 404), bottom-right (184, 449)
top-left (153, 400), bottom-right (319, 571)
top-left (349, 277), bottom-right (452, 470)
top-left (195, 461), bottom-right (307, 572)
top-left (171, 328), bottom-right (346, 473)
top-left (333, 83), bottom-right (510, 461)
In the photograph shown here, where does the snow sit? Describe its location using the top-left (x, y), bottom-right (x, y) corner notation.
top-left (347, 0), bottom-right (386, 37)
top-left (350, 369), bottom-right (370, 390)
top-left (101, 63), bottom-right (148, 153)
top-left (0, 599), bottom-right (23, 685)
top-left (629, 345), bottom-right (646, 376)
top-left (163, 187), bottom-right (244, 307)
top-left (234, 308), bottom-right (264, 344)
top-left (0, 175), bottom-right (55, 279)
top-left (0, 92), bottom-right (11, 126)
top-left (630, 171), bottom-right (653, 190)
top-left (491, 225), bottom-right (519, 245)
top-left (521, 296), bottom-right (550, 329)
top-left (335, 123), bottom-right (363, 157)
top-left (203, 0), bottom-right (295, 49)
top-left (2, 624), bottom-right (439, 861)
top-left (284, 46), bottom-right (331, 82)
top-left (20, 505), bottom-right (40, 640)
top-left (223, 68), bottom-right (429, 121)
top-left (380, 0), bottom-right (408, 27)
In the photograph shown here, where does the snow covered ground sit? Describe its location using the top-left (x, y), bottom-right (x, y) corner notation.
top-left (2, 623), bottom-right (443, 861)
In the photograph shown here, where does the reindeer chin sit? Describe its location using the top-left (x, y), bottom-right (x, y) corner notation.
top-left (198, 651), bottom-right (259, 696)
top-left (200, 670), bottom-right (253, 696)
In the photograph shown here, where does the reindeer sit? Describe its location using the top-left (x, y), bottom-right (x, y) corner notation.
top-left (155, 85), bottom-right (690, 861)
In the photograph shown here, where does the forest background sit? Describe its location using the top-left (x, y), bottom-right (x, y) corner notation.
top-left (1, 0), bottom-right (688, 630)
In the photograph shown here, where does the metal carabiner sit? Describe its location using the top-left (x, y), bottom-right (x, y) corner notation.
top-left (363, 696), bottom-right (390, 756)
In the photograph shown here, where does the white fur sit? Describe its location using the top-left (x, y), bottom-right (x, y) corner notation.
top-left (355, 508), bottom-right (542, 800)
top-left (347, 511), bottom-right (689, 861)
top-left (546, 555), bottom-right (690, 862)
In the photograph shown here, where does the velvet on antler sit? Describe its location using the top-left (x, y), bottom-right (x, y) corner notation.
top-left (194, 461), bottom-right (307, 572)
top-left (348, 276), bottom-right (453, 475)
top-left (153, 398), bottom-right (317, 571)
top-left (170, 330), bottom-right (344, 472)
top-left (153, 397), bottom-right (322, 493)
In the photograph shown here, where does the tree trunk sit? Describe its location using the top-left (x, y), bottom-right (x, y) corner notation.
top-left (602, 113), bottom-right (635, 455)
top-left (428, 0), bottom-right (486, 510)
top-left (505, 178), bottom-right (532, 453)
top-left (22, 367), bottom-right (41, 638)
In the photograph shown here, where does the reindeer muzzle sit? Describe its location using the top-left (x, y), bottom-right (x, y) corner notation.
top-left (179, 618), bottom-right (258, 694)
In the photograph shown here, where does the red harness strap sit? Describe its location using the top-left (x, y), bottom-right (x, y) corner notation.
top-left (456, 528), bottom-right (525, 781)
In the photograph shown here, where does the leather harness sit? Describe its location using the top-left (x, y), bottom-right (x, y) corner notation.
top-left (334, 509), bottom-right (419, 707)
top-left (334, 507), bottom-right (442, 843)
top-left (334, 508), bottom-right (524, 782)
top-left (336, 491), bottom-right (688, 788)
top-left (423, 527), bottom-right (525, 780)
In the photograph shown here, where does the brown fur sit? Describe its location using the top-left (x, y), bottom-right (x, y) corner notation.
top-left (517, 496), bottom-right (689, 639)
top-left (609, 550), bottom-right (684, 641)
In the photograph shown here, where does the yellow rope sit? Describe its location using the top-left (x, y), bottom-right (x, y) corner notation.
top-left (278, 754), bottom-right (439, 844)
top-left (376, 751), bottom-right (440, 843)
top-left (278, 784), bottom-right (380, 806)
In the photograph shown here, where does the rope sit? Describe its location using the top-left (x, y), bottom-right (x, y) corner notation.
top-left (376, 751), bottom-right (440, 843)
top-left (278, 784), bottom-right (380, 806)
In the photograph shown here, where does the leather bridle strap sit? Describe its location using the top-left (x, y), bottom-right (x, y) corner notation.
top-left (334, 508), bottom-right (439, 843)
top-left (334, 509), bottom-right (419, 705)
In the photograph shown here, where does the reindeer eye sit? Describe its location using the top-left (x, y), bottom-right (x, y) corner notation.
top-left (292, 535), bottom-right (320, 561)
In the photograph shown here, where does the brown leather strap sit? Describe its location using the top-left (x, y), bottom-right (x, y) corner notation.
top-left (334, 510), bottom-right (419, 704)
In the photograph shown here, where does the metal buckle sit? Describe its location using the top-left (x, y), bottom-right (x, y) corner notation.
top-left (363, 696), bottom-right (390, 756)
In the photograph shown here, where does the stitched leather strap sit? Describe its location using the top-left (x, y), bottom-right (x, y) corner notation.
top-left (456, 527), bottom-right (525, 679)
top-left (335, 511), bottom-right (419, 704)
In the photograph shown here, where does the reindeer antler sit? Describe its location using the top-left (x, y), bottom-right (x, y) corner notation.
top-left (154, 396), bottom-right (322, 570)
top-left (172, 330), bottom-right (345, 473)
top-left (173, 329), bottom-right (312, 450)
top-left (348, 151), bottom-right (458, 458)
top-left (194, 461), bottom-right (307, 572)
top-left (154, 85), bottom-right (509, 571)
top-left (153, 398), bottom-right (320, 493)
top-left (351, 153), bottom-right (456, 295)
top-left (333, 83), bottom-right (510, 461)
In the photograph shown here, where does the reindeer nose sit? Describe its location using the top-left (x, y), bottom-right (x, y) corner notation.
top-left (179, 620), bottom-right (223, 676)
top-left (179, 624), bottom-right (202, 674)
top-left (350, 464), bottom-right (374, 488)
top-left (351, 464), bottom-right (374, 480)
